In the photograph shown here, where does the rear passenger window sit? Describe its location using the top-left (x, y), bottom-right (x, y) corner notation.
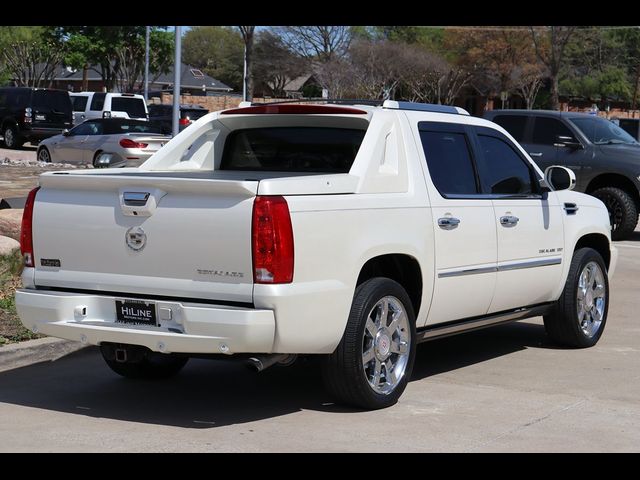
top-left (532, 117), bottom-right (573, 145)
top-left (475, 134), bottom-right (534, 195)
top-left (492, 115), bottom-right (527, 142)
top-left (90, 93), bottom-right (106, 111)
top-left (420, 130), bottom-right (478, 196)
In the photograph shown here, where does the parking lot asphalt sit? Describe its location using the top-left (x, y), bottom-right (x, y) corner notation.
top-left (1, 234), bottom-right (639, 452)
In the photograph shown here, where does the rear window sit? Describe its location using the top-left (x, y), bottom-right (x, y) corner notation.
top-left (102, 121), bottom-right (161, 135)
top-left (220, 127), bottom-right (366, 173)
top-left (111, 97), bottom-right (147, 118)
top-left (181, 108), bottom-right (208, 121)
top-left (492, 115), bottom-right (528, 142)
top-left (71, 96), bottom-right (89, 112)
top-left (33, 90), bottom-right (72, 114)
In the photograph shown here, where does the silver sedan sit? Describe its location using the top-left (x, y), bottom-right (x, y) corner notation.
top-left (37, 118), bottom-right (172, 167)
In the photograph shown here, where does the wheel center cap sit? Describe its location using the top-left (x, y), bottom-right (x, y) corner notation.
top-left (376, 331), bottom-right (391, 358)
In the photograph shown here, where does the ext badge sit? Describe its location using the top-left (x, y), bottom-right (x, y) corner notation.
top-left (126, 226), bottom-right (147, 251)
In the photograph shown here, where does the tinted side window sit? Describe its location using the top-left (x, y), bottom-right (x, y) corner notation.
top-left (90, 93), bottom-right (106, 111)
top-left (476, 134), bottom-right (534, 195)
top-left (71, 96), bottom-right (88, 112)
top-left (492, 115), bottom-right (528, 142)
top-left (420, 130), bottom-right (478, 196)
top-left (531, 117), bottom-right (573, 145)
top-left (111, 97), bottom-right (147, 118)
top-left (69, 122), bottom-right (96, 135)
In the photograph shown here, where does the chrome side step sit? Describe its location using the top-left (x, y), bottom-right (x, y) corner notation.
top-left (416, 303), bottom-right (554, 343)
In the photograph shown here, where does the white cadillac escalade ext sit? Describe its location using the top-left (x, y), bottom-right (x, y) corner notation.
top-left (16, 100), bottom-right (617, 409)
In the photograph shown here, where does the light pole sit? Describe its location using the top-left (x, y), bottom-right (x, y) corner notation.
top-left (144, 26), bottom-right (150, 101)
top-left (172, 26), bottom-right (182, 137)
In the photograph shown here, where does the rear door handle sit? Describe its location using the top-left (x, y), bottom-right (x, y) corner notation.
top-left (529, 152), bottom-right (543, 157)
top-left (438, 217), bottom-right (461, 230)
top-left (500, 215), bottom-right (519, 227)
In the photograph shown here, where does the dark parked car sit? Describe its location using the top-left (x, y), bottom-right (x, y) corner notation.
top-left (484, 109), bottom-right (640, 240)
top-left (0, 87), bottom-right (73, 149)
top-left (148, 103), bottom-right (209, 135)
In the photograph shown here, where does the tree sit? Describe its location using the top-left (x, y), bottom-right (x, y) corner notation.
top-left (182, 26), bottom-right (243, 91)
top-left (238, 26), bottom-right (255, 100)
top-left (115, 29), bottom-right (173, 93)
top-left (253, 31), bottom-right (306, 97)
top-left (0, 26), bottom-right (66, 88)
top-left (530, 26), bottom-right (576, 110)
top-left (274, 26), bottom-right (352, 62)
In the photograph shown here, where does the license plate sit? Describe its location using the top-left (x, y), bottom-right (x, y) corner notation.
top-left (35, 114), bottom-right (46, 121)
top-left (115, 299), bottom-right (157, 326)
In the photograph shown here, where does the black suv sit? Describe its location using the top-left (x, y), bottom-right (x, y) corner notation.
top-left (484, 109), bottom-right (640, 240)
top-left (0, 87), bottom-right (73, 149)
top-left (148, 103), bottom-right (209, 135)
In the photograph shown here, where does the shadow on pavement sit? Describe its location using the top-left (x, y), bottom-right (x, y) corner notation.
top-left (0, 320), bottom-right (553, 428)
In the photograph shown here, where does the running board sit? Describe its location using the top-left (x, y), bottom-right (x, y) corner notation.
top-left (416, 303), bottom-right (554, 343)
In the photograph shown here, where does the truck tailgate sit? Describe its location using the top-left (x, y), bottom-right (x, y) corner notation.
top-left (32, 171), bottom-right (258, 303)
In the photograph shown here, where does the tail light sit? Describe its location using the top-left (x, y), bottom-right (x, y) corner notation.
top-left (24, 107), bottom-right (32, 123)
top-left (21, 187), bottom-right (40, 267)
top-left (119, 138), bottom-right (148, 149)
top-left (179, 117), bottom-right (190, 126)
top-left (252, 196), bottom-right (294, 284)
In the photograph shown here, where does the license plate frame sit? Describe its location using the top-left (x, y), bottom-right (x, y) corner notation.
top-left (115, 299), bottom-right (157, 326)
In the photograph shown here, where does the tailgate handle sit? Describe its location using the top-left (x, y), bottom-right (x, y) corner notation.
top-left (123, 192), bottom-right (150, 206)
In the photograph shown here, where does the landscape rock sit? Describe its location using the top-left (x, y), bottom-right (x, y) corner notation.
top-left (0, 209), bottom-right (23, 241)
top-left (0, 235), bottom-right (20, 256)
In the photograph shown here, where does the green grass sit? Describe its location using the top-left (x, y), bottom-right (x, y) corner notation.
top-left (0, 248), bottom-right (40, 344)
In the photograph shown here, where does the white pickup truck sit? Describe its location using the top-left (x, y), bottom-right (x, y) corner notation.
top-left (16, 100), bottom-right (617, 409)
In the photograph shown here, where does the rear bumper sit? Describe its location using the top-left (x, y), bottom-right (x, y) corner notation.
top-left (15, 289), bottom-right (275, 355)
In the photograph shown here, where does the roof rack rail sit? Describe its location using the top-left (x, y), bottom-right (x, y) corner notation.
top-left (254, 98), bottom-right (384, 107)
top-left (382, 100), bottom-right (469, 115)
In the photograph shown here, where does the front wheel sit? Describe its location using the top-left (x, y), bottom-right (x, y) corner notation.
top-left (37, 146), bottom-right (52, 163)
top-left (322, 278), bottom-right (416, 409)
top-left (544, 247), bottom-right (609, 348)
top-left (100, 343), bottom-right (188, 379)
top-left (591, 187), bottom-right (638, 240)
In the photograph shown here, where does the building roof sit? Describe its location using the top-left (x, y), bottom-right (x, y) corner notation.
top-left (152, 64), bottom-right (232, 92)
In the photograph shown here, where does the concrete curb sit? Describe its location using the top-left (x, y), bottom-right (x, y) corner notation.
top-left (0, 337), bottom-right (87, 373)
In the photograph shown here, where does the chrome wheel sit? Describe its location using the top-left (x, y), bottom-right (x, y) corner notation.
top-left (4, 128), bottom-right (14, 148)
top-left (362, 296), bottom-right (410, 395)
top-left (37, 147), bottom-right (51, 163)
top-left (576, 261), bottom-right (606, 338)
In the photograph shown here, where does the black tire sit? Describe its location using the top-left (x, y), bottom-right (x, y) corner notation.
top-left (100, 343), bottom-right (188, 379)
top-left (544, 247), bottom-right (609, 348)
top-left (591, 187), bottom-right (638, 240)
top-left (37, 146), bottom-right (52, 163)
top-left (2, 124), bottom-right (23, 149)
top-left (321, 277), bottom-right (416, 410)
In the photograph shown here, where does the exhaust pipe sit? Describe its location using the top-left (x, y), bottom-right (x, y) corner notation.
top-left (246, 354), bottom-right (296, 372)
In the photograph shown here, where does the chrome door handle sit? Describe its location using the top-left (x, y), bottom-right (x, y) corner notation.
top-left (529, 152), bottom-right (543, 157)
top-left (500, 215), bottom-right (519, 227)
top-left (438, 217), bottom-right (461, 230)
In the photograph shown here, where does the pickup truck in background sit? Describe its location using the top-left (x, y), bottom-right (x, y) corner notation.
top-left (16, 101), bottom-right (617, 409)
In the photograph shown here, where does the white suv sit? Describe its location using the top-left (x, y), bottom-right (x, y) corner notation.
top-left (16, 100), bottom-right (617, 409)
top-left (70, 92), bottom-right (148, 125)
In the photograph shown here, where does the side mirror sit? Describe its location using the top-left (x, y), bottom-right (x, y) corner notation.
top-left (94, 152), bottom-right (126, 168)
top-left (554, 135), bottom-right (583, 150)
top-left (544, 165), bottom-right (576, 191)
top-left (62, 129), bottom-right (70, 136)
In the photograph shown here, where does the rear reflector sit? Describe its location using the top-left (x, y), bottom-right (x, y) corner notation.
top-left (20, 187), bottom-right (40, 267)
top-left (221, 104), bottom-right (367, 115)
top-left (252, 196), bottom-right (294, 284)
top-left (120, 138), bottom-right (148, 149)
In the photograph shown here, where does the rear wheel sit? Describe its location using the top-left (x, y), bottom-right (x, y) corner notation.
top-left (3, 124), bottom-right (23, 149)
top-left (37, 146), bottom-right (52, 163)
top-left (544, 247), bottom-right (609, 348)
top-left (591, 187), bottom-right (638, 240)
top-left (322, 277), bottom-right (416, 409)
top-left (100, 343), bottom-right (188, 379)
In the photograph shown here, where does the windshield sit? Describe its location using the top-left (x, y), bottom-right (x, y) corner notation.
top-left (570, 116), bottom-right (639, 145)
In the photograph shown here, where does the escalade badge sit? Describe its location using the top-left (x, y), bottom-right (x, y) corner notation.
top-left (125, 226), bottom-right (147, 251)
